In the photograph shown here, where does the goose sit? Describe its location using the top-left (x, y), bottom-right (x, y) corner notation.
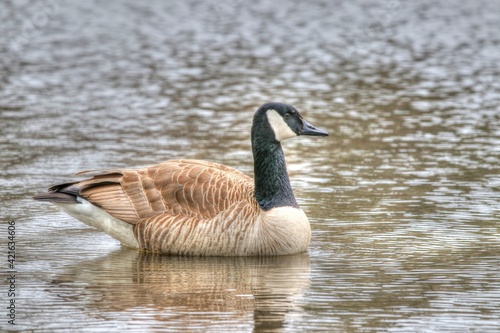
top-left (34, 102), bottom-right (328, 256)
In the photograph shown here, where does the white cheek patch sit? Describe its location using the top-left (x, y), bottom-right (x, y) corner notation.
top-left (267, 110), bottom-right (298, 142)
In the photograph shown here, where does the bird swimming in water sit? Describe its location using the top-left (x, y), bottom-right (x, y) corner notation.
top-left (34, 102), bottom-right (329, 256)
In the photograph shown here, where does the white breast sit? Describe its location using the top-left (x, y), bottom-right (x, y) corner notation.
top-left (257, 206), bottom-right (311, 255)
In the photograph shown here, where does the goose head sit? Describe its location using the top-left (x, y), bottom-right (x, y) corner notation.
top-left (252, 102), bottom-right (329, 143)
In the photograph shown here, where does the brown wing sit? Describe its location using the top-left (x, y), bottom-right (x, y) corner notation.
top-left (73, 159), bottom-right (254, 224)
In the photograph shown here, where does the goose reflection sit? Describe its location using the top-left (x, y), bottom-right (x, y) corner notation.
top-left (50, 248), bottom-right (311, 330)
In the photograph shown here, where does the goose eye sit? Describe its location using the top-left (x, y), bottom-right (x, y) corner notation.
top-left (284, 113), bottom-right (291, 119)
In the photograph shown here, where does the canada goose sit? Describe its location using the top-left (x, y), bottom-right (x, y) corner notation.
top-left (34, 102), bottom-right (328, 256)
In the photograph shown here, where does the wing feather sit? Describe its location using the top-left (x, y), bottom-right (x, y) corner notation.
top-left (55, 159), bottom-right (255, 225)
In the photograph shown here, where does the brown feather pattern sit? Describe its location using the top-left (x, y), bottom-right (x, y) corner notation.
top-left (64, 159), bottom-right (277, 255)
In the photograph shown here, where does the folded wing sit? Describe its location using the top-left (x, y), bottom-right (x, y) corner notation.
top-left (47, 159), bottom-right (255, 225)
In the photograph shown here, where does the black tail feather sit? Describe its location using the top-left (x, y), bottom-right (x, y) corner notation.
top-left (33, 192), bottom-right (79, 204)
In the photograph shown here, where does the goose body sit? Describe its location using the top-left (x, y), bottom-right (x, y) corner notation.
top-left (34, 103), bottom-right (328, 256)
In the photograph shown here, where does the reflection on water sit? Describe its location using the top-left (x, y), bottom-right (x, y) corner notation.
top-left (1, 0), bottom-right (500, 332)
top-left (44, 250), bottom-right (310, 332)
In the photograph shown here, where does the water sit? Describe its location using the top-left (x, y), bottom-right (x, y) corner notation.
top-left (1, 0), bottom-right (500, 331)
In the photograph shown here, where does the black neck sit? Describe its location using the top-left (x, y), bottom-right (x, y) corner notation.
top-left (251, 125), bottom-right (299, 211)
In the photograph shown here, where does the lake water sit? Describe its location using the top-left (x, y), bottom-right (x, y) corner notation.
top-left (1, 0), bottom-right (500, 332)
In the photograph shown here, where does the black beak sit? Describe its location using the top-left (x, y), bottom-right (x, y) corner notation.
top-left (299, 119), bottom-right (329, 137)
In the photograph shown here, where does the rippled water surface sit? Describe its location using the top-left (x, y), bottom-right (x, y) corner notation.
top-left (1, 0), bottom-right (500, 332)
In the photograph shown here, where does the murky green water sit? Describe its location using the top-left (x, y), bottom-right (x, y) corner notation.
top-left (1, 0), bottom-right (499, 332)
